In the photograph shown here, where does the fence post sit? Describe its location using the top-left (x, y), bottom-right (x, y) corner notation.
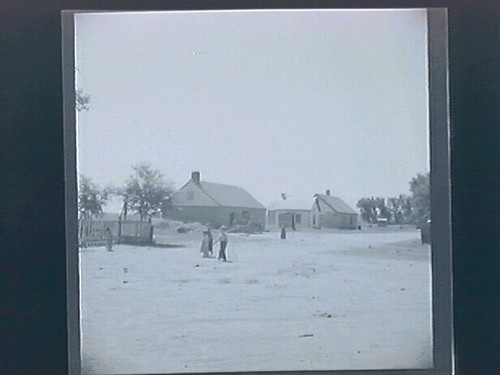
top-left (118, 215), bottom-right (122, 244)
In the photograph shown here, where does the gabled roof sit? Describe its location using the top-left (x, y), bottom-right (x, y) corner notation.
top-left (314, 194), bottom-right (358, 215)
top-left (200, 181), bottom-right (265, 209)
top-left (268, 199), bottom-right (312, 211)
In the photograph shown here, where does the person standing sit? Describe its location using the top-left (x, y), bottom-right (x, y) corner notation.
top-left (216, 226), bottom-right (229, 262)
top-left (200, 231), bottom-right (210, 258)
top-left (280, 224), bottom-right (287, 240)
top-left (105, 227), bottom-right (113, 251)
top-left (206, 225), bottom-right (214, 257)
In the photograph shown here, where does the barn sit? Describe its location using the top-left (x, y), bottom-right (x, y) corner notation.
top-left (168, 172), bottom-right (266, 228)
top-left (267, 196), bottom-right (312, 230)
top-left (311, 190), bottom-right (358, 229)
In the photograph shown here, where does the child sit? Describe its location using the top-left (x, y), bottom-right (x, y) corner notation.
top-left (215, 226), bottom-right (228, 262)
top-left (206, 226), bottom-right (214, 256)
top-left (105, 228), bottom-right (113, 251)
top-left (200, 231), bottom-right (210, 258)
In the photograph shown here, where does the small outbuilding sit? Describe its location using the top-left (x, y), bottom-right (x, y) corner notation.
top-left (168, 172), bottom-right (266, 228)
top-left (267, 195), bottom-right (312, 230)
top-left (311, 190), bottom-right (358, 229)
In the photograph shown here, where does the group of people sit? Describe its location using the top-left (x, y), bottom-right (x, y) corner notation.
top-left (200, 225), bottom-right (229, 261)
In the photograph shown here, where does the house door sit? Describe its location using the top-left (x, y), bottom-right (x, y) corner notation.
top-left (229, 213), bottom-right (235, 226)
top-left (278, 212), bottom-right (292, 228)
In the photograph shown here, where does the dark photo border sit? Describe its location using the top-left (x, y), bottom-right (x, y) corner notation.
top-left (63, 7), bottom-right (450, 375)
top-left (1, 1), bottom-right (499, 375)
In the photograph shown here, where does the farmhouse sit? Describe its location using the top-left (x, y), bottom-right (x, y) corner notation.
top-left (267, 195), bottom-right (312, 230)
top-left (168, 172), bottom-right (266, 228)
top-left (312, 190), bottom-right (358, 229)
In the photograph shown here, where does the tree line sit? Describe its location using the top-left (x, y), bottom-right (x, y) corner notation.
top-left (356, 173), bottom-right (430, 225)
top-left (79, 166), bottom-right (430, 225)
top-left (78, 164), bottom-right (174, 222)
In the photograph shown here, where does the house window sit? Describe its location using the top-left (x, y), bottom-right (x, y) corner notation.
top-left (187, 191), bottom-right (194, 200)
top-left (242, 211), bottom-right (251, 220)
top-left (313, 215), bottom-right (316, 225)
top-left (295, 214), bottom-right (301, 224)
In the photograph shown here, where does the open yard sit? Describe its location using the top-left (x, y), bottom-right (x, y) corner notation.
top-left (79, 229), bottom-right (432, 374)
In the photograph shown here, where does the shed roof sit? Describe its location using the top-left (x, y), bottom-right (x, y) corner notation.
top-left (268, 199), bottom-right (312, 211)
top-left (315, 194), bottom-right (358, 215)
top-left (200, 181), bottom-right (265, 209)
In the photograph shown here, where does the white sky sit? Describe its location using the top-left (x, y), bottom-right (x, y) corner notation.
top-left (75, 9), bottom-right (429, 211)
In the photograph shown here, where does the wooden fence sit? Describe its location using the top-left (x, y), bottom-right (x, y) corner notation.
top-left (78, 218), bottom-right (154, 248)
top-left (119, 220), bottom-right (154, 245)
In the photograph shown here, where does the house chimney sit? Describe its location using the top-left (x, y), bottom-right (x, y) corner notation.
top-left (192, 171), bottom-right (201, 184)
top-left (326, 189), bottom-right (330, 196)
top-left (281, 193), bottom-right (287, 200)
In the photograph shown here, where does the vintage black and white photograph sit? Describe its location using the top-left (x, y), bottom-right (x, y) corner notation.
top-left (67, 8), bottom-right (444, 375)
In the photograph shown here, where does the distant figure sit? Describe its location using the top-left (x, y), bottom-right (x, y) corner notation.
top-left (200, 231), bottom-right (211, 258)
top-left (280, 225), bottom-right (287, 240)
top-left (215, 226), bottom-right (229, 262)
top-left (105, 228), bottom-right (113, 251)
top-left (206, 225), bottom-right (213, 256)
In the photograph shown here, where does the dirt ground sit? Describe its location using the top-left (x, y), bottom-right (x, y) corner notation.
top-left (79, 229), bottom-right (432, 374)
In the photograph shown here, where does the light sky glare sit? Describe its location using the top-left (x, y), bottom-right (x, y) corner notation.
top-left (75, 9), bottom-right (429, 211)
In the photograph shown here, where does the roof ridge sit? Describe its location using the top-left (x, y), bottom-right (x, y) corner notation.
top-left (315, 194), bottom-right (357, 214)
top-left (201, 180), bottom-right (244, 189)
top-left (316, 193), bottom-right (341, 198)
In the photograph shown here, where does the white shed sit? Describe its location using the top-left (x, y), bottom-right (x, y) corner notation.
top-left (267, 198), bottom-right (312, 230)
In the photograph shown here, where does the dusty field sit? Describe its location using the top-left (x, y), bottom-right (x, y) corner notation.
top-left (79, 229), bottom-right (432, 374)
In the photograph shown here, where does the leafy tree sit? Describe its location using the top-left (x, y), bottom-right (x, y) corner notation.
top-left (375, 197), bottom-right (391, 220)
top-left (356, 197), bottom-right (388, 223)
top-left (386, 194), bottom-right (412, 224)
top-left (356, 198), bottom-right (375, 223)
top-left (408, 172), bottom-right (430, 224)
top-left (121, 164), bottom-right (174, 221)
top-left (356, 173), bottom-right (430, 225)
top-left (78, 175), bottom-right (108, 219)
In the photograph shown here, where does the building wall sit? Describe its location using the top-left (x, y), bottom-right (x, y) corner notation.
top-left (267, 209), bottom-right (311, 229)
top-left (311, 203), bottom-right (358, 229)
top-left (319, 212), bottom-right (358, 229)
top-left (167, 205), bottom-right (266, 228)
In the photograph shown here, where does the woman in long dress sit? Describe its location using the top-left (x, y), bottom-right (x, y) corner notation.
top-left (200, 231), bottom-right (210, 258)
